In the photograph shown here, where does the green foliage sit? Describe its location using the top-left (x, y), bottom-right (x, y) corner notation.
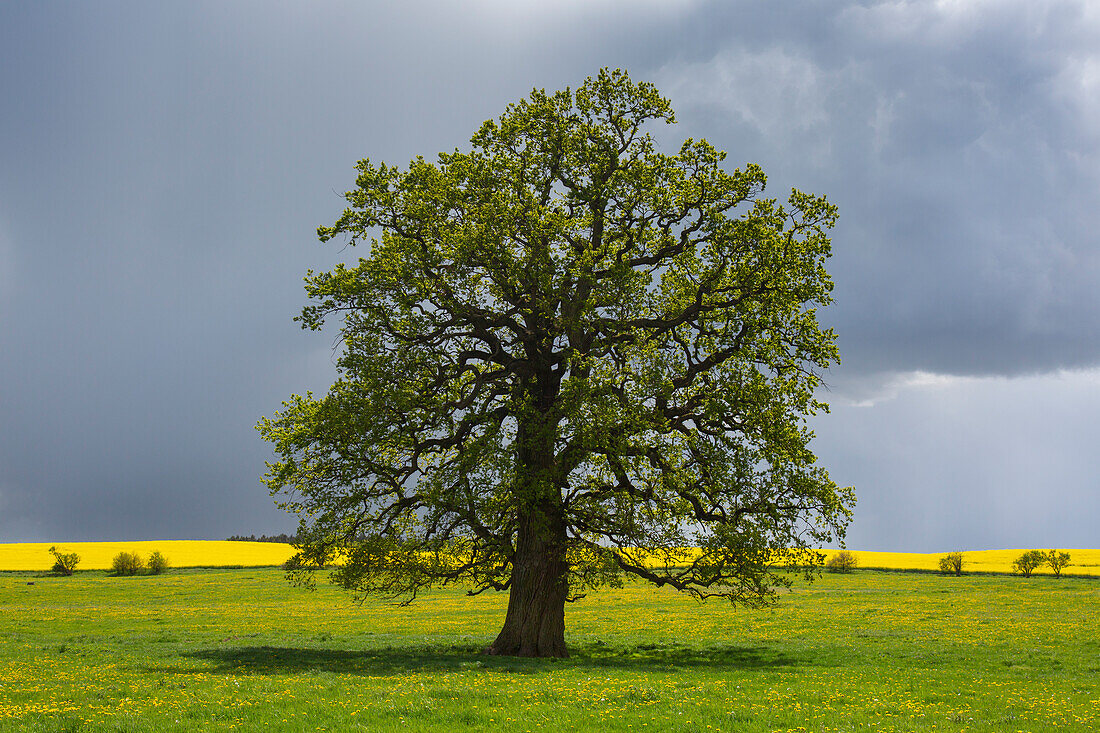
top-left (259, 69), bottom-right (852, 652)
top-left (1045, 549), bottom-right (1071, 578)
top-left (1012, 550), bottom-right (1046, 578)
top-left (938, 552), bottom-right (964, 576)
top-left (147, 551), bottom-right (169, 575)
top-left (111, 551), bottom-right (146, 576)
top-left (826, 550), bottom-right (858, 573)
top-left (227, 533), bottom-right (298, 543)
top-left (48, 546), bottom-right (80, 576)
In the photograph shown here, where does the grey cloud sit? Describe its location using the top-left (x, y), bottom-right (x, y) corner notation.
top-left (653, 0), bottom-right (1100, 383)
top-left (813, 369), bottom-right (1100, 551)
top-left (1, 1), bottom-right (1097, 548)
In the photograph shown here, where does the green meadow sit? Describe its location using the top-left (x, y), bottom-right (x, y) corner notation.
top-left (1, 568), bottom-right (1097, 732)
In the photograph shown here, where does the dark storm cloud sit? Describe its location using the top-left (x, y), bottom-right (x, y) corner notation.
top-left (1, 1), bottom-right (1097, 547)
top-left (652, 0), bottom-right (1100, 380)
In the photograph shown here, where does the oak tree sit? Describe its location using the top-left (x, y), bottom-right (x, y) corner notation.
top-left (259, 69), bottom-right (853, 657)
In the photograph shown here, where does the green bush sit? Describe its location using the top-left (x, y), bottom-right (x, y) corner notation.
top-left (1046, 549), bottom-right (1071, 578)
top-left (826, 550), bottom-right (858, 573)
top-left (48, 546), bottom-right (80, 576)
top-left (1012, 550), bottom-right (1046, 578)
top-left (111, 551), bottom-right (146, 576)
top-left (938, 551), bottom-right (964, 576)
top-left (147, 551), bottom-right (169, 575)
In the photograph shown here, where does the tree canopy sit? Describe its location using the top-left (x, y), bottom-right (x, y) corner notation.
top-left (258, 68), bottom-right (853, 657)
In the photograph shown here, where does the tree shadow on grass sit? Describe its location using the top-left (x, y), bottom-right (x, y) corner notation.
top-left (150, 640), bottom-right (799, 677)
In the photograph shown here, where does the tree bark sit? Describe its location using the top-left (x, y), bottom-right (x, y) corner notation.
top-left (487, 503), bottom-right (569, 657)
top-left (487, 385), bottom-right (569, 658)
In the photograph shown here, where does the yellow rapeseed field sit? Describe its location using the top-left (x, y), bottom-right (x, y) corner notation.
top-left (2, 541), bottom-right (1096, 576)
top-left (0, 540), bottom-right (294, 571)
top-left (830, 548), bottom-right (1100, 576)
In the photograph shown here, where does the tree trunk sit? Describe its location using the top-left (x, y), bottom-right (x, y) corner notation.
top-left (488, 369), bottom-right (569, 657)
top-left (487, 505), bottom-right (569, 657)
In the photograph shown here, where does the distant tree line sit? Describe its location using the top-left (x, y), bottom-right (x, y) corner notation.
top-left (226, 534), bottom-right (298, 544)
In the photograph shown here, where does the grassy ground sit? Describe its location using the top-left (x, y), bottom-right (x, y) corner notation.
top-left (1, 568), bottom-right (1097, 732)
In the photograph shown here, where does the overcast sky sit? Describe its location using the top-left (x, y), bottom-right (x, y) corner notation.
top-left (2, 1), bottom-right (1097, 551)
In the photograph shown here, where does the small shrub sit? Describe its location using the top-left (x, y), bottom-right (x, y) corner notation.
top-left (147, 551), bottom-right (169, 575)
top-left (1012, 550), bottom-right (1046, 578)
top-left (1046, 549), bottom-right (1071, 578)
top-left (111, 551), bottom-right (146, 576)
top-left (49, 546), bottom-right (80, 576)
top-left (826, 550), bottom-right (858, 573)
top-left (938, 551), bottom-right (964, 576)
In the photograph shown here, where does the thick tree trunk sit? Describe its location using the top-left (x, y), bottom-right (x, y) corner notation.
top-left (488, 368), bottom-right (569, 657)
top-left (487, 506), bottom-right (569, 657)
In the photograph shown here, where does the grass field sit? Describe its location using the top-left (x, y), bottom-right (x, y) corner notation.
top-left (2, 565), bottom-right (1097, 731)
